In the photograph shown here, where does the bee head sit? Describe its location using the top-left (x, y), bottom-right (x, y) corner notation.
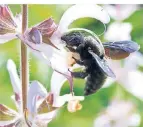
top-left (61, 31), bottom-right (84, 47)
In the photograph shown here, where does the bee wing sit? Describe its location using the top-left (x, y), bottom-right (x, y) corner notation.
top-left (103, 41), bottom-right (140, 60)
top-left (89, 51), bottom-right (116, 78)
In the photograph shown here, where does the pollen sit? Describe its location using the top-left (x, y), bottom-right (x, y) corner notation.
top-left (67, 52), bottom-right (76, 67)
top-left (67, 52), bottom-right (80, 67)
top-left (67, 100), bottom-right (82, 113)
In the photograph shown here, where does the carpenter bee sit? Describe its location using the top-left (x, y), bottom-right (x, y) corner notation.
top-left (61, 28), bottom-right (140, 96)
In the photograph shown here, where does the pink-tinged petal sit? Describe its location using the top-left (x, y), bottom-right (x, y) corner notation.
top-left (0, 121), bottom-right (17, 127)
top-left (27, 81), bottom-right (48, 119)
top-left (0, 104), bottom-right (21, 127)
top-left (0, 5), bottom-right (17, 27)
top-left (23, 27), bottom-right (59, 50)
top-left (0, 5), bottom-right (21, 44)
top-left (7, 59), bottom-right (21, 109)
top-left (17, 33), bottom-right (73, 91)
top-left (35, 17), bottom-right (57, 38)
top-left (0, 5), bottom-right (19, 36)
top-left (25, 28), bottom-right (43, 45)
top-left (17, 33), bottom-right (70, 76)
top-left (16, 33), bottom-right (55, 59)
top-left (37, 93), bottom-right (58, 114)
top-left (34, 18), bottom-right (58, 49)
top-left (104, 5), bottom-right (139, 21)
top-left (0, 33), bottom-right (16, 43)
top-left (0, 104), bottom-right (18, 120)
top-left (52, 4), bottom-right (110, 39)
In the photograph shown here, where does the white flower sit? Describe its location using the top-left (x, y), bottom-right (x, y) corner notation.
top-left (103, 52), bottom-right (143, 100)
top-left (118, 52), bottom-right (143, 100)
top-left (0, 4), bottom-right (111, 95)
top-left (51, 4), bottom-right (110, 41)
top-left (0, 59), bottom-right (84, 127)
top-left (0, 5), bottom-right (21, 44)
top-left (103, 5), bottom-right (139, 21)
top-left (16, 4), bottom-right (110, 93)
top-left (104, 22), bottom-right (132, 41)
top-left (94, 99), bottom-right (140, 127)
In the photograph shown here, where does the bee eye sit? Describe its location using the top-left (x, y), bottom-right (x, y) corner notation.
top-left (70, 35), bottom-right (82, 44)
top-left (73, 37), bottom-right (80, 42)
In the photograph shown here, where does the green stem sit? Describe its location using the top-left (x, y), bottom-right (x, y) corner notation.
top-left (21, 4), bottom-right (28, 112)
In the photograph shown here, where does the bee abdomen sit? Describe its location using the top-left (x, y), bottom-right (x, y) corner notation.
top-left (84, 71), bottom-right (107, 96)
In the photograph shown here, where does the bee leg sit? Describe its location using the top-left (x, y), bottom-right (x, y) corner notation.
top-left (72, 71), bottom-right (88, 79)
top-left (72, 57), bottom-right (84, 65)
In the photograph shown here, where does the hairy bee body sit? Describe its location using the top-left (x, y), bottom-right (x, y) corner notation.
top-left (71, 36), bottom-right (107, 95)
top-left (61, 29), bottom-right (139, 96)
top-left (85, 69), bottom-right (106, 95)
top-left (84, 57), bottom-right (107, 95)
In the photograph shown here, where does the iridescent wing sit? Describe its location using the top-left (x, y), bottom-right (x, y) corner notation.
top-left (103, 41), bottom-right (140, 60)
top-left (89, 51), bottom-right (116, 78)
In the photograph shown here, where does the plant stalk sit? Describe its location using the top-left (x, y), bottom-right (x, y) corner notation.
top-left (21, 4), bottom-right (28, 112)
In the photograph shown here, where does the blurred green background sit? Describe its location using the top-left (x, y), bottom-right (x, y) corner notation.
top-left (0, 4), bottom-right (143, 127)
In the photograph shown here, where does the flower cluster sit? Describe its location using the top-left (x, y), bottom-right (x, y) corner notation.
top-left (0, 4), bottom-right (111, 127)
top-left (0, 4), bottom-right (141, 127)
top-left (94, 99), bottom-right (140, 127)
top-left (0, 59), bottom-right (84, 126)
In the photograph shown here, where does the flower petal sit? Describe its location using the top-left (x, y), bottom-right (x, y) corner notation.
top-left (52, 4), bottom-right (110, 36)
top-left (34, 110), bottom-right (57, 127)
top-left (104, 22), bottom-right (132, 41)
top-left (0, 33), bottom-right (16, 43)
top-left (17, 34), bottom-right (72, 86)
top-left (35, 17), bottom-right (57, 38)
top-left (27, 81), bottom-right (48, 119)
top-left (0, 5), bottom-right (17, 27)
top-left (7, 59), bottom-right (21, 95)
top-left (16, 33), bottom-right (56, 63)
top-left (7, 59), bottom-right (21, 110)
top-left (0, 5), bottom-right (21, 44)
top-left (37, 93), bottom-right (58, 114)
top-left (104, 5), bottom-right (139, 21)
top-left (124, 52), bottom-right (143, 70)
top-left (120, 71), bottom-right (143, 100)
top-left (14, 14), bottom-right (22, 33)
top-left (34, 18), bottom-right (59, 49)
top-left (0, 5), bottom-right (19, 36)
top-left (50, 71), bottom-right (67, 97)
top-left (0, 120), bottom-right (17, 127)
top-left (0, 104), bottom-right (18, 121)
top-left (52, 94), bottom-right (84, 107)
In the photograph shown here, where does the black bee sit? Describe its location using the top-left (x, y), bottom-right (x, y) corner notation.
top-left (61, 29), bottom-right (140, 96)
